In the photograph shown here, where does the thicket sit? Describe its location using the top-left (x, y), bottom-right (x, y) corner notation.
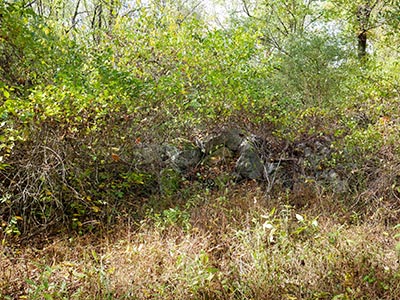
top-left (1, 0), bottom-right (400, 238)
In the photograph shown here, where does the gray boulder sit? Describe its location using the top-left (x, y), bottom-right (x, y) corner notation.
top-left (160, 142), bottom-right (202, 173)
top-left (322, 169), bottom-right (348, 193)
top-left (235, 138), bottom-right (264, 180)
top-left (132, 144), bottom-right (164, 168)
top-left (203, 128), bottom-right (244, 153)
top-left (171, 147), bottom-right (202, 173)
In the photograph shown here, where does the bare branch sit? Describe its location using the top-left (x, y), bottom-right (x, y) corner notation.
top-left (177, 1), bottom-right (203, 25)
top-left (66, 0), bottom-right (81, 33)
top-left (23, 0), bottom-right (38, 9)
top-left (242, 0), bottom-right (253, 18)
top-left (270, 4), bottom-right (290, 36)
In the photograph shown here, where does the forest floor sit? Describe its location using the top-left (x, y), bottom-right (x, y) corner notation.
top-left (1, 183), bottom-right (400, 299)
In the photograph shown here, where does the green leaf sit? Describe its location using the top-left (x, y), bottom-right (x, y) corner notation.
top-left (3, 90), bottom-right (9, 99)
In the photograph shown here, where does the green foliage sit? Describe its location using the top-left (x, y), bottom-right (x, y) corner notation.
top-left (26, 265), bottom-right (69, 300)
top-left (1, 0), bottom-right (400, 235)
top-left (2, 215), bottom-right (22, 238)
top-left (160, 168), bottom-right (182, 196)
top-left (0, 2), bottom-right (78, 92)
top-left (175, 249), bottom-right (220, 294)
top-left (2, 4), bottom-right (400, 300)
top-left (269, 33), bottom-right (351, 108)
top-left (150, 206), bottom-right (192, 233)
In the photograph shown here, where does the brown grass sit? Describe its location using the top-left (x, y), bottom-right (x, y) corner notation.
top-left (1, 187), bottom-right (400, 299)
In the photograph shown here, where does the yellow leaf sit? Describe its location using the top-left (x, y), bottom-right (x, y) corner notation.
top-left (91, 206), bottom-right (101, 213)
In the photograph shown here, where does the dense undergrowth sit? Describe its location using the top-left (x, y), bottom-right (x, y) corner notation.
top-left (2, 187), bottom-right (400, 299)
top-left (1, 0), bottom-right (400, 298)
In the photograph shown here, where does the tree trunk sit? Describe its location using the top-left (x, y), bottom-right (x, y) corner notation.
top-left (356, 3), bottom-right (372, 59)
top-left (358, 30), bottom-right (367, 59)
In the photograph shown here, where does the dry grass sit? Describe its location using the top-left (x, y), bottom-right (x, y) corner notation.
top-left (1, 187), bottom-right (400, 299)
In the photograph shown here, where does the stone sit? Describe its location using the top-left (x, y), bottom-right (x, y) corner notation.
top-left (171, 147), bottom-right (202, 173)
top-left (325, 169), bottom-right (347, 193)
top-left (203, 128), bottom-right (244, 153)
top-left (235, 138), bottom-right (264, 180)
top-left (160, 144), bottom-right (180, 162)
top-left (132, 144), bottom-right (163, 167)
